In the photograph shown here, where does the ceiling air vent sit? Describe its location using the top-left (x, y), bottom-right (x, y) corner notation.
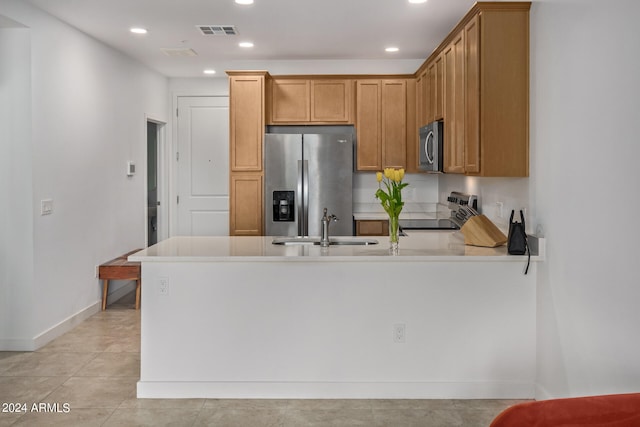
top-left (197, 25), bottom-right (238, 36)
top-left (160, 48), bottom-right (198, 57)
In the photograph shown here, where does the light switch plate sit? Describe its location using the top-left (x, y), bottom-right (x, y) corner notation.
top-left (41, 199), bottom-right (53, 215)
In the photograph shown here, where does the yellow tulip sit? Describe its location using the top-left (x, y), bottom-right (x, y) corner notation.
top-left (384, 168), bottom-right (392, 179)
top-left (393, 169), bottom-right (401, 183)
top-left (376, 172), bottom-right (382, 182)
top-left (398, 168), bottom-right (405, 181)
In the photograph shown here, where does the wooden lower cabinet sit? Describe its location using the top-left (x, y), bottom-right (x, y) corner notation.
top-left (230, 173), bottom-right (263, 236)
top-left (355, 220), bottom-right (389, 236)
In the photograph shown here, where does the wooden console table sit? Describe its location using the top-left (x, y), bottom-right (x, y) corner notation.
top-left (98, 249), bottom-right (142, 310)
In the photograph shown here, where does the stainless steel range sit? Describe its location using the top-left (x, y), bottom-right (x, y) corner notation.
top-left (399, 191), bottom-right (479, 231)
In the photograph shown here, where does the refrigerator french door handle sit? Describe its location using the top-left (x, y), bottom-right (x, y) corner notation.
top-left (303, 160), bottom-right (309, 236)
top-left (297, 160), bottom-right (304, 236)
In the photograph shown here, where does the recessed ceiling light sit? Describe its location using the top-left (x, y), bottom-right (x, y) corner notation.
top-left (239, 41), bottom-right (254, 48)
top-left (408, 0), bottom-right (427, 4)
top-left (203, 69), bottom-right (216, 75)
top-left (385, 47), bottom-right (399, 53)
top-left (130, 27), bottom-right (148, 35)
top-left (235, 0), bottom-right (254, 4)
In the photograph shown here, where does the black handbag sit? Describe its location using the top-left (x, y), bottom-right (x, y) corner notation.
top-left (508, 210), bottom-right (530, 274)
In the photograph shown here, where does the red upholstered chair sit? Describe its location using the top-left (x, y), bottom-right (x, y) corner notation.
top-left (490, 393), bottom-right (640, 427)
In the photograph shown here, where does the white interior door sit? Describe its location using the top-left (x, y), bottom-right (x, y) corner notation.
top-left (177, 96), bottom-right (229, 235)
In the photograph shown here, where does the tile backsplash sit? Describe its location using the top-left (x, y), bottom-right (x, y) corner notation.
top-left (439, 174), bottom-right (532, 232)
top-left (353, 172), bottom-right (439, 204)
top-left (354, 171), bottom-right (533, 232)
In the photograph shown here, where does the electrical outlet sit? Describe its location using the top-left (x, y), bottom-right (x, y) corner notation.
top-left (94, 265), bottom-right (99, 278)
top-left (495, 201), bottom-right (504, 219)
top-left (393, 323), bottom-right (406, 343)
top-left (158, 277), bottom-right (169, 295)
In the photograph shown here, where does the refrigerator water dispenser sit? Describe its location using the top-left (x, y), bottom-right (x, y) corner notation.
top-left (273, 191), bottom-right (294, 222)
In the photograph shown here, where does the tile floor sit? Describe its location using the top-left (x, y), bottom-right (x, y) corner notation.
top-left (0, 292), bottom-right (528, 426)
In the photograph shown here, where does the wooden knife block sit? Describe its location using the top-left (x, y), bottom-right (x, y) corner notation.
top-left (460, 215), bottom-right (507, 247)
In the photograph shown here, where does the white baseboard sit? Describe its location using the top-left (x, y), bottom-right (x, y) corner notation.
top-left (137, 381), bottom-right (536, 399)
top-left (0, 281), bottom-right (136, 351)
top-left (0, 302), bottom-right (99, 351)
top-left (535, 383), bottom-right (554, 401)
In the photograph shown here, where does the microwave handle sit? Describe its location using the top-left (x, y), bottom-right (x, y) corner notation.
top-left (425, 130), bottom-right (435, 164)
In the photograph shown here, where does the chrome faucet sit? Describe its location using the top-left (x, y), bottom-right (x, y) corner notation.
top-left (320, 208), bottom-right (338, 247)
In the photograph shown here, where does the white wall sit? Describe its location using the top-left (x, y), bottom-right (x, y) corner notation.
top-left (531, 0), bottom-right (640, 399)
top-left (443, 0), bottom-right (640, 399)
top-left (0, 25), bottom-right (35, 346)
top-left (0, 0), bottom-right (169, 350)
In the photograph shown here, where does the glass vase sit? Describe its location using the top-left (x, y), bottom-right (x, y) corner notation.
top-left (388, 214), bottom-right (400, 255)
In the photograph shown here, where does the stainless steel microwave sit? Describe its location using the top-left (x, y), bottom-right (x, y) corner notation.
top-left (418, 121), bottom-right (443, 172)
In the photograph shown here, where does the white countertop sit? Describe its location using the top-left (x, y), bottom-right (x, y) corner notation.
top-left (129, 232), bottom-right (544, 263)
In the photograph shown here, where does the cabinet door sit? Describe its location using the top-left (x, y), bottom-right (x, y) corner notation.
top-left (382, 80), bottom-right (407, 169)
top-left (230, 173), bottom-right (263, 235)
top-left (405, 78), bottom-right (419, 173)
top-left (464, 14), bottom-right (481, 174)
top-left (355, 220), bottom-right (389, 236)
top-left (422, 68), bottom-right (431, 126)
top-left (416, 73), bottom-right (424, 128)
top-left (311, 79), bottom-right (351, 122)
top-left (356, 80), bottom-right (382, 171)
top-left (230, 74), bottom-right (264, 172)
top-left (271, 79), bottom-right (310, 122)
top-left (433, 54), bottom-right (444, 121)
top-left (443, 32), bottom-right (465, 174)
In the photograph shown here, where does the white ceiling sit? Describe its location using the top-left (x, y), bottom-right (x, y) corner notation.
top-left (25, 0), bottom-right (477, 77)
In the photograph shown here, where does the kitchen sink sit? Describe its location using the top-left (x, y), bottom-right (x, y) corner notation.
top-left (272, 237), bottom-right (379, 246)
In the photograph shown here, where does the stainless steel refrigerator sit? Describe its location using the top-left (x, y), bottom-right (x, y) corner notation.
top-left (264, 133), bottom-right (353, 237)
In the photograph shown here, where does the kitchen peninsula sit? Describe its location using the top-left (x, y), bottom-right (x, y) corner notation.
top-left (130, 233), bottom-right (543, 399)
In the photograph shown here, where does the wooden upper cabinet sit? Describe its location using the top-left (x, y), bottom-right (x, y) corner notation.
top-left (382, 80), bottom-right (407, 169)
top-left (472, 7), bottom-right (530, 177)
top-left (432, 54), bottom-right (444, 121)
top-left (355, 79), bottom-right (408, 171)
top-left (355, 80), bottom-right (382, 170)
top-left (423, 2), bottom-right (529, 177)
top-left (416, 71), bottom-right (424, 127)
top-left (405, 78), bottom-right (419, 173)
top-left (311, 80), bottom-right (351, 122)
top-left (443, 32), bottom-right (465, 174)
top-left (464, 14), bottom-right (481, 174)
top-left (228, 72), bottom-right (266, 172)
top-left (416, 68), bottom-right (430, 128)
top-left (269, 78), bottom-right (352, 124)
top-left (270, 79), bottom-right (310, 122)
